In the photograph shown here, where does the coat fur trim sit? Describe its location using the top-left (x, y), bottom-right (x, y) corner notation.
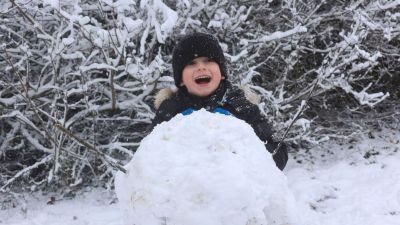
top-left (154, 88), bottom-right (176, 110)
top-left (240, 85), bottom-right (261, 105)
top-left (154, 86), bottom-right (260, 110)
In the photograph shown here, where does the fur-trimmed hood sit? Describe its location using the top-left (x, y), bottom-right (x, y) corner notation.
top-left (154, 86), bottom-right (260, 110)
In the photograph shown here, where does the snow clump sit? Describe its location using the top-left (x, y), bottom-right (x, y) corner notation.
top-left (115, 109), bottom-right (300, 225)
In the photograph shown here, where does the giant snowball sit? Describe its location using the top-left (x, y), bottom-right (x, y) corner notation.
top-left (115, 109), bottom-right (299, 225)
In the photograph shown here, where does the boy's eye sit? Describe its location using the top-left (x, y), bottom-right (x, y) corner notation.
top-left (187, 60), bottom-right (196, 65)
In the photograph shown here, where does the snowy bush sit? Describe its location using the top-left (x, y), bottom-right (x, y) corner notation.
top-left (1, 0), bottom-right (399, 192)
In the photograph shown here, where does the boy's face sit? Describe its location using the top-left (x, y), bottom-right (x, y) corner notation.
top-left (181, 57), bottom-right (225, 97)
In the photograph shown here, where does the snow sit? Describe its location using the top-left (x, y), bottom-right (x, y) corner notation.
top-left (1, 115), bottom-right (400, 225)
top-left (42, 0), bottom-right (60, 8)
top-left (0, 190), bottom-right (122, 225)
top-left (79, 63), bottom-right (116, 73)
top-left (62, 37), bottom-right (74, 46)
top-left (115, 109), bottom-right (299, 225)
top-left (260, 25), bottom-right (308, 42)
top-left (287, 129), bottom-right (400, 225)
top-left (122, 18), bottom-right (143, 33)
top-left (140, 0), bottom-right (178, 44)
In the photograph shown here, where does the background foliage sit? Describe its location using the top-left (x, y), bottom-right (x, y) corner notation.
top-left (1, 0), bottom-right (399, 192)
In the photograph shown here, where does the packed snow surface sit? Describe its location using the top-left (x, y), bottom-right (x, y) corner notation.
top-left (115, 109), bottom-right (299, 225)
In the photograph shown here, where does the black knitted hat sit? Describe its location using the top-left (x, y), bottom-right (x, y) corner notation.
top-left (172, 33), bottom-right (227, 87)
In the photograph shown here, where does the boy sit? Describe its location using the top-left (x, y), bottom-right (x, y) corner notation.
top-left (151, 33), bottom-right (288, 170)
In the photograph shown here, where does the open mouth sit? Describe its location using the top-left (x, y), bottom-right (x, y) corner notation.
top-left (194, 75), bottom-right (211, 84)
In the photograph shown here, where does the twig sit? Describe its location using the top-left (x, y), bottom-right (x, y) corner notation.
top-left (1, 155), bottom-right (53, 192)
top-left (273, 79), bottom-right (319, 155)
top-left (3, 48), bottom-right (127, 174)
top-left (9, 0), bottom-right (49, 37)
top-left (54, 123), bottom-right (127, 173)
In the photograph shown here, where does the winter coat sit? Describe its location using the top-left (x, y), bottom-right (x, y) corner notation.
top-left (151, 80), bottom-right (288, 170)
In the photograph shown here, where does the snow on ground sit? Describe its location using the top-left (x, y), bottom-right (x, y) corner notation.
top-left (0, 189), bottom-right (122, 225)
top-left (286, 128), bottom-right (400, 225)
top-left (0, 116), bottom-right (399, 225)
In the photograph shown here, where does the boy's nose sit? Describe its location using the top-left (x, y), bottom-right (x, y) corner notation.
top-left (196, 62), bottom-right (207, 70)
